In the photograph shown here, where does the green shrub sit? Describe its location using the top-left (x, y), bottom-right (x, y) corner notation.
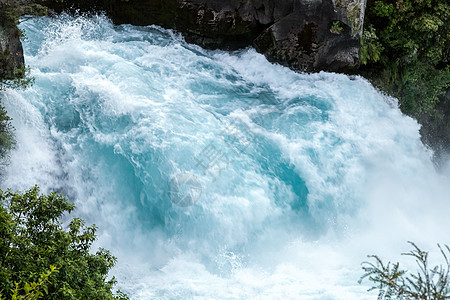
top-left (0, 103), bottom-right (14, 159)
top-left (360, 25), bottom-right (383, 65)
top-left (330, 21), bottom-right (344, 34)
top-left (360, 0), bottom-right (449, 109)
top-left (0, 186), bottom-right (128, 300)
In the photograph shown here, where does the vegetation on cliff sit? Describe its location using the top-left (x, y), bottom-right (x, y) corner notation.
top-left (0, 103), bottom-right (14, 160)
top-left (360, 0), bottom-right (449, 154)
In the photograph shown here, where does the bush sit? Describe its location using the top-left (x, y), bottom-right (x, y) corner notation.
top-left (360, 0), bottom-right (449, 112)
top-left (0, 103), bottom-right (15, 159)
top-left (360, 24), bottom-right (383, 65)
top-left (360, 242), bottom-right (450, 299)
top-left (0, 186), bottom-right (128, 300)
top-left (360, 0), bottom-right (450, 154)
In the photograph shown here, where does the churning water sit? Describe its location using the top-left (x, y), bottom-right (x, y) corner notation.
top-left (1, 14), bottom-right (450, 299)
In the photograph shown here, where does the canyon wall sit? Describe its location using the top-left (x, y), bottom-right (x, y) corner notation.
top-left (45, 0), bottom-right (366, 72)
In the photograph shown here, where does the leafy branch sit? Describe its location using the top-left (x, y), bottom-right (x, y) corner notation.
top-left (360, 242), bottom-right (450, 299)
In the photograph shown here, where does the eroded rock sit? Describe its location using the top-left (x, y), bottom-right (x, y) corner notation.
top-left (44, 0), bottom-right (366, 72)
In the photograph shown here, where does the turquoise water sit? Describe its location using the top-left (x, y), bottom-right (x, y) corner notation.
top-left (2, 15), bottom-right (450, 299)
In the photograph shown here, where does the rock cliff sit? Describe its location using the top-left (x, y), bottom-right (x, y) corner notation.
top-left (45, 0), bottom-right (366, 72)
top-left (0, 0), bottom-right (25, 80)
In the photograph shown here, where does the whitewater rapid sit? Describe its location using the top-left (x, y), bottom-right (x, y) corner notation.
top-left (1, 15), bottom-right (449, 299)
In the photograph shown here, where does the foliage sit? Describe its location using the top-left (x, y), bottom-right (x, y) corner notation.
top-left (330, 21), bottom-right (344, 34)
top-left (360, 0), bottom-right (449, 119)
top-left (0, 186), bottom-right (129, 300)
top-left (400, 63), bottom-right (449, 117)
top-left (369, 0), bottom-right (449, 65)
top-left (0, 1), bottom-right (54, 27)
top-left (7, 265), bottom-right (58, 300)
top-left (360, 242), bottom-right (450, 299)
top-left (360, 25), bottom-right (383, 65)
top-left (0, 66), bottom-right (35, 91)
top-left (0, 102), bottom-right (15, 159)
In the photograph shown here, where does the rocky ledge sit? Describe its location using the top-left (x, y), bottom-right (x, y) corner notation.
top-left (0, 0), bottom-right (25, 81)
top-left (44, 0), bottom-right (366, 73)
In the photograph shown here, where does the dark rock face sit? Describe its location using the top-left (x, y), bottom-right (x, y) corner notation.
top-left (45, 0), bottom-right (365, 72)
top-left (0, 26), bottom-right (24, 80)
top-left (0, 2), bottom-right (25, 80)
top-left (253, 0), bottom-right (361, 72)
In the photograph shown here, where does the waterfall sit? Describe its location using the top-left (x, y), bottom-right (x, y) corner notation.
top-left (1, 14), bottom-right (449, 299)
